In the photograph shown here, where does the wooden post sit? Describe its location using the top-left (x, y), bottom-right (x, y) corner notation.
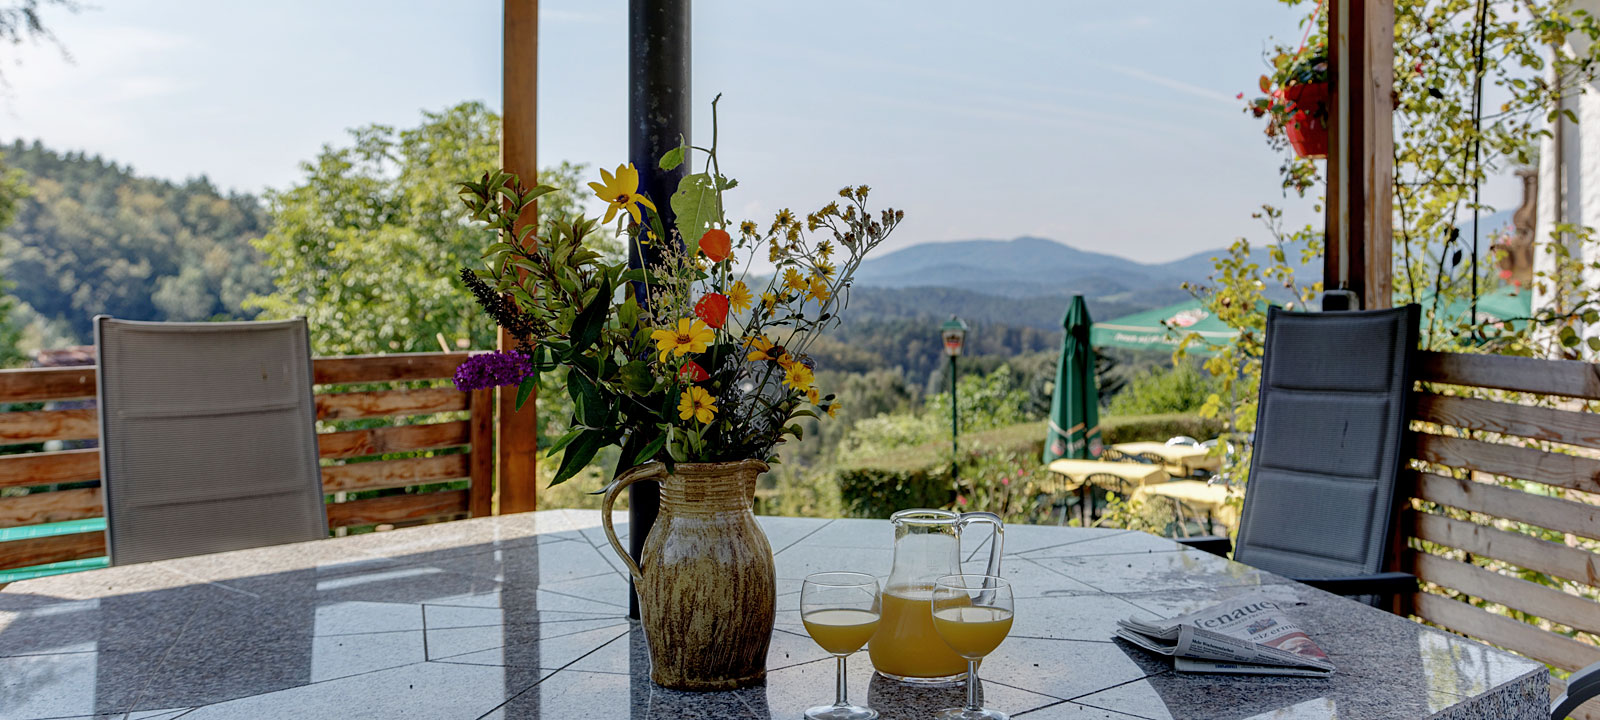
top-left (1326, 0), bottom-right (1395, 310)
top-left (468, 387), bottom-right (495, 518)
top-left (498, 0), bottom-right (540, 514)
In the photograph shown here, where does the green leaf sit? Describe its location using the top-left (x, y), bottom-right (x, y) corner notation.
top-left (569, 276), bottom-right (612, 355)
top-left (514, 376), bottom-right (536, 410)
top-left (632, 432), bottom-right (668, 466)
top-left (551, 429), bottom-right (605, 486)
top-left (568, 369), bottom-right (605, 426)
top-left (670, 173), bottom-right (720, 257)
top-left (545, 426), bottom-right (585, 456)
top-left (659, 145), bottom-right (686, 171)
top-left (1588, 337), bottom-right (1600, 352)
top-left (619, 360), bottom-right (654, 394)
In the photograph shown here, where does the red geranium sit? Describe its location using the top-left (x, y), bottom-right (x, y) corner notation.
top-left (695, 293), bottom-right (730, 329)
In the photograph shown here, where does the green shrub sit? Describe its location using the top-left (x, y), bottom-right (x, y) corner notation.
top-left (1107, 362), bottom-right (1219, 416)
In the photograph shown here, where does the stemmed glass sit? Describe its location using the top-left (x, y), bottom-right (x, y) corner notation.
top-left (800, 571), bottom-right (882, 720)
top-left (931, 574), bottom-right (1015, 720)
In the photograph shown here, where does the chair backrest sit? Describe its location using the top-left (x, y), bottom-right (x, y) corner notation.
top-left (1232, 304), bottom-right (1420, 580)
top-left (95, 317), bottom-right (328, 565)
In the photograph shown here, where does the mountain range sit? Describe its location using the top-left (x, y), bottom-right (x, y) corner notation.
top-left (846, 236), bottom-right (1315, 328)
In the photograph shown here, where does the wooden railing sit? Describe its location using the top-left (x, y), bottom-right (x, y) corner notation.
top-left (1403, 350), bottom-right (1600, 676)
top-left (0, 352), bottom-right (495, 574)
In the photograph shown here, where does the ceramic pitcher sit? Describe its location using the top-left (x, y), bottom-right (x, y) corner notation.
top-left (601, 460), bottom-right (776, 691)
top-left (867, 508), bottom-right (1004, 683)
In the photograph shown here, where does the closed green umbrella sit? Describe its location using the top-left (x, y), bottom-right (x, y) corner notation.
top-left (1044, 295), bottom-right (1103, 464)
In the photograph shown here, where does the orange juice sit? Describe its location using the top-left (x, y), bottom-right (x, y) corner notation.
top-left (867, 585), bottom-right (970, 679)
top-left (803, 608), bottom-right (880, 654)
top-left (932, 606), bottom-right (1013, 659)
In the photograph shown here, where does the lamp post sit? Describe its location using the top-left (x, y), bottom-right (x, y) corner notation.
top-left (940, 316), bottom-right (968, 481)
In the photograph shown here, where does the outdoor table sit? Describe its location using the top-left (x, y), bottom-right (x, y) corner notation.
top-left (1046, 458), bottom-right (1171, 488)
top-left (0, 510), bottom-right (1548, 720)
top-left (1132, 480), bottom-right (1241, 534)
top-left (1110, 442), bottom-right (1222, 477)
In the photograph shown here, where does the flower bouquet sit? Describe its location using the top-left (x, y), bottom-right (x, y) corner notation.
top-left (452, 100), bottom-right (901, 689)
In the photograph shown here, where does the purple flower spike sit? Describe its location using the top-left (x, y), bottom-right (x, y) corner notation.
top-left (453, 350), bottom-right (533, 392)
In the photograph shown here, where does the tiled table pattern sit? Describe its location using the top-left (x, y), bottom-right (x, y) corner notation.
top-left (0, 511), bottom-right (1548, 719)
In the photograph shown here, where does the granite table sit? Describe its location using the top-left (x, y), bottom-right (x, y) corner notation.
top-left (0, 510), bottom-right (1549, 720)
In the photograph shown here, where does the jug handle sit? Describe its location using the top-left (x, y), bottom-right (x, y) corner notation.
top-left (601, 462), bottom-right (666, 585)
top-left (958, 511), bottom-right (1005, 579)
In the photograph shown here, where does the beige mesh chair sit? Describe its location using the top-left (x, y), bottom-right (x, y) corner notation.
top-left (95, 317), bottom-right (328, 565)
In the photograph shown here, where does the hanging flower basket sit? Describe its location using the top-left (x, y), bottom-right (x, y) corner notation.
top-left (1277, 81), bottom-right (1330, 159)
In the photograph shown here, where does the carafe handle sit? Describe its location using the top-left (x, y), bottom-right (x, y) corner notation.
top-left (601, 462), bottom-right (667, 584)
top-left (958, 511), bottom-right (1004, 578)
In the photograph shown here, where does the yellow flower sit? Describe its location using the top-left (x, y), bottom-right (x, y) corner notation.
top-left (739, 220), bottom-right (758, 236)
top-left (806, 275), bottom-right (832, 303)
top-left (784, 361), bottom-right (814, 391)
top-left (827, 401), bottom-right (841, 418)
top-left (587, 164), bottom-right (658, 224)
top-left (761, 291), bottom-right (779, 311)
top-left (746, 335), bottom-right (783, 363)
top-left (768, 243), bottom-right (785, 263)
top-left (782, 268), bottom-right (808, 294)
top-left (774, 208), bottom-right (796, 227)
top-left (806, 386), bottom-right (820, 404)
top-left (727, 281), bottom-right (753, 313)
top-left (815, 260), bottom-right (836, 278)
top-left (817, 241), bottom-right (835, 259)
top-left (649, 318), bottom-right (714, 361)
top-left (678, 386), bottom-right (718, 424)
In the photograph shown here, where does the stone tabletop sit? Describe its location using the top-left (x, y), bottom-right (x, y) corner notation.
top-left (0, 510), bottom-right (1548, 720)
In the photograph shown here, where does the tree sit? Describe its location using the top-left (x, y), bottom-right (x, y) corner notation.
top-left (247, 102), bottom-right (614, 446)
top-left (249, 102), bottom-right (607, 354)
top-left (0, 140), bottom-right (270, 342)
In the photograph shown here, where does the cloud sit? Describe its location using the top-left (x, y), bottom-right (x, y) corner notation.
top-left (1097, 62), bottom-right (1238, 107)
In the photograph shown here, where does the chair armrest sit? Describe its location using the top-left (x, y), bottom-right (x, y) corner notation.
top-left (1294, 571), bottom-right (1416, 597)
top-left (1174, 535), bottom-right (1231, 557)
top-left (1552, 660), bottom-right (1600, 720)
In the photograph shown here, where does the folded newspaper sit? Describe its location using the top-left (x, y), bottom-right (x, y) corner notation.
top-left (1115, 590), bottom-right (1334, 677)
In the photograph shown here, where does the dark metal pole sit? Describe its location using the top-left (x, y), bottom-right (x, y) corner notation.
top-left (627, 0), bottom-right (690, 621)
top-left (949, 355), bottom-right (958, 482)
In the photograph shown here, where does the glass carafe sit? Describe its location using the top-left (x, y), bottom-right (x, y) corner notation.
top-left (867, 508), bottom-right (1003, 684)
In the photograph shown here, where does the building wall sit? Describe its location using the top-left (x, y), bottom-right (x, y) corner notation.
top-left (1533, 0), bottom-right (1600, 356)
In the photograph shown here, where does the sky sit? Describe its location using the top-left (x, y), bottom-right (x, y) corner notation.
top-left (1, 0), bottom-right (1517, 264)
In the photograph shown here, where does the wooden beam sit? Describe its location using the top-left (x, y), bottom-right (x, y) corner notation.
top-left (498, 0), bottom-right (540, 515)
top-left (1413, 591), bottom-right (1600, 672)
top-left (0, 531), bottom-right (105, 571)
top-left (315, 388), bottom-right (468, 421)
top-left (1416, 350), bottom-right (1600, 400)
top-left (313, 352), bottom-right (472, 385)
top-left (1412, 432), bottom-right (1600, 495)
top-left (326, 490), bottom-right (469, 528)
top-left (1326, 0), bottom-right (1395, 309)
top-left (0, 448), bottom-right (100, 489)
top-left (320, 454), bottom-right (470, 494)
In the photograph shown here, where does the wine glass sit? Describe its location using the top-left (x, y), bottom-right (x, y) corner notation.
top-left (930, 574), bottom-right (1015, 720)
top-left (801, 571), bottom-right (882, 720)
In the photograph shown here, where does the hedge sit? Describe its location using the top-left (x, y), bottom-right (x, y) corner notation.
top-left (835, 413), bottom-right (1225, 518)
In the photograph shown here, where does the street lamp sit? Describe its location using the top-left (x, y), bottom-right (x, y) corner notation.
top-left (940, 316), bottom-right (968, 481)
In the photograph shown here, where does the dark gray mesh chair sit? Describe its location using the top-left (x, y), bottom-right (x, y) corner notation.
top-left (95, 317), bottom-right (328, 565)
top-left (1181, 305), bottom-right (1420, 600)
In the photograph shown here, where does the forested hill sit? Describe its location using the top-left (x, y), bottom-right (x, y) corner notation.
top-left (0, 140), bottom-right (271, 344)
